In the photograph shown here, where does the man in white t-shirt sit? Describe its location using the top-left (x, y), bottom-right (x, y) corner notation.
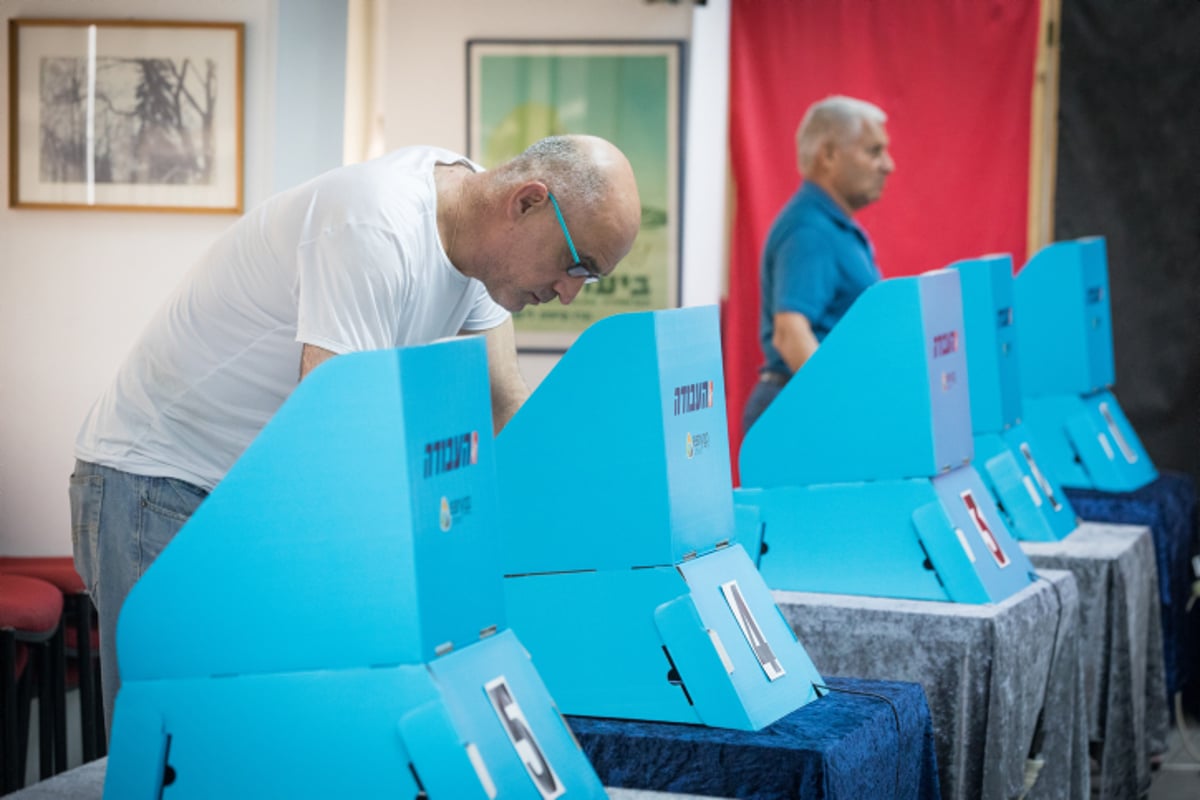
top-left (68, 134), bottom-right (642, 734)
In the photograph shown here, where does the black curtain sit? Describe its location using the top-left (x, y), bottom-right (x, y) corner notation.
top-left (1055, 0), bottom-right (1200, 490)
top-left (1055, 0), bottom-right (1200, 712)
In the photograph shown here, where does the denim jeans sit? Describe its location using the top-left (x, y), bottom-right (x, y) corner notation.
top-left (68, 459), bottom-right (208, 738)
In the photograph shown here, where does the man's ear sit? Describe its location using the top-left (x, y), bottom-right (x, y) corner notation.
top-left (818, 138), bottom-right (840, 168)
top-left (511, 181), bottom-right (549, 218)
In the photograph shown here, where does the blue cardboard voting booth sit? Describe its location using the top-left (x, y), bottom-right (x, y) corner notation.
top-left (104, 339), bottom-right (606, 799)
top-left (947, 254), bottom-right (1079, 541)
top-left (737, 270), bottom-right (1036, 603)
top-left (1014, 237), bottom-right (1156, 492)
top-left (497, 306), bottom-right (823, 731)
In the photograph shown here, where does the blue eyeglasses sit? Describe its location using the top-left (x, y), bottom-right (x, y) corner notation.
top-left (548, 192), bottom-right (602, 284)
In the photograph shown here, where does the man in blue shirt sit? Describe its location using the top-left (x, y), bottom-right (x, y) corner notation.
top-left (743, 96), bottom-right (896, 434)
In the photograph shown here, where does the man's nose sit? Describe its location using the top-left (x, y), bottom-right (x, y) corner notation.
top-left (555, 277), bottom-right (585, 306)
top-left (882, 152), bottom-right (896, 173)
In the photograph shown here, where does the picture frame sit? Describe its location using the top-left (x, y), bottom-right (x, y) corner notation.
top-left (467, 39), bottom-right (685, 352)
top-left (8, 18), bottom-right (244, 213)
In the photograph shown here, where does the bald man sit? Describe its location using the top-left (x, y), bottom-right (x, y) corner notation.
top-left (70, 135), bottom-right (642, 734)
top-left (743, 96), bottom-right (895, 434)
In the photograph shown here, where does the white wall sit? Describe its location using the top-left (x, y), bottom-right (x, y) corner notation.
top-left (0, 0), bottom-right (306, 555)
top-left (682, 0), bottom-right (730, 309)
top-left (274, 0), bottom-right (348, 192)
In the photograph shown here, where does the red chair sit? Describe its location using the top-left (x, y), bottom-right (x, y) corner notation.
top-left (0, 557), bottom-right (104, 768)
top-left (0, 574), bottom-right (62, 793)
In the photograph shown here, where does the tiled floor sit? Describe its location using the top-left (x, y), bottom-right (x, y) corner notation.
top-left (1147, 705), bottom-right (1200, 800)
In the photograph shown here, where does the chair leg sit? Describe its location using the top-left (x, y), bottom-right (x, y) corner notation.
top-left (15, 655), bottom-right (33, 791)
top-left (50, 620), bottom-right (67, 774)
top-left (73, 595), bottom-right (98, 762)
top-left (2, 632), bottom-right (18, 794)
top-left (94, 668), bottom-right (107, 758)
top-left (36, 638), bottom-right (54, 780)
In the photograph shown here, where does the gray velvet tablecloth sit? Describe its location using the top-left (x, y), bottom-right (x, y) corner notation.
top-left (775, 569), bottom-right (1089, 800)
top-left (1021, 522), bottom-right (1169, 800)
top-left (7, 759), bottom-right (105, 800)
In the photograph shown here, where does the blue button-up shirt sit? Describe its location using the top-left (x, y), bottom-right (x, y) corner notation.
top-left (758, 181), bottom-right (881, 375)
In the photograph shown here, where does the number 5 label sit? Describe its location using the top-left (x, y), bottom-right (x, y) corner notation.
top-left (484, 677), bottom-right (565, 800)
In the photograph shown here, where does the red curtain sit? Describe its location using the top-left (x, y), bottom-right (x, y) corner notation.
top-left (724, 0), bottom-right (1040, 481)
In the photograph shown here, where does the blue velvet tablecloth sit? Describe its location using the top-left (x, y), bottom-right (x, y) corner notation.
top-left (1065, 471), bottom-right (1198, 702)
top-left (568, 676), bottom-right (941, 800)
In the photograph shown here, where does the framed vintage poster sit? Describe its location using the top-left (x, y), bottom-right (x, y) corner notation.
top-left (8, 19), bottom-right (244, 213)
top-left (467, 39), bottom-right (684, 351)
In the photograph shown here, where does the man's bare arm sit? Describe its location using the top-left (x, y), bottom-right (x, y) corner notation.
top-left (468, 318), bottom-right (530, 434)
top-left (300, 321), bottom-right (529, 433)
top-left (772, 311), bottom-right (821, 373)
top-left (300, 343), bottom-right (338, 380)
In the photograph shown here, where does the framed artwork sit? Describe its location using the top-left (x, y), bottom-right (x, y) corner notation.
top-left (8, 19), bottom-right (244, 213)
top-left (467, 39), bottom-right (684, 351)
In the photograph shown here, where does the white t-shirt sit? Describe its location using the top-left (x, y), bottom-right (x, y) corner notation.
top-left (76, 146), bottom-right (509, 490)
